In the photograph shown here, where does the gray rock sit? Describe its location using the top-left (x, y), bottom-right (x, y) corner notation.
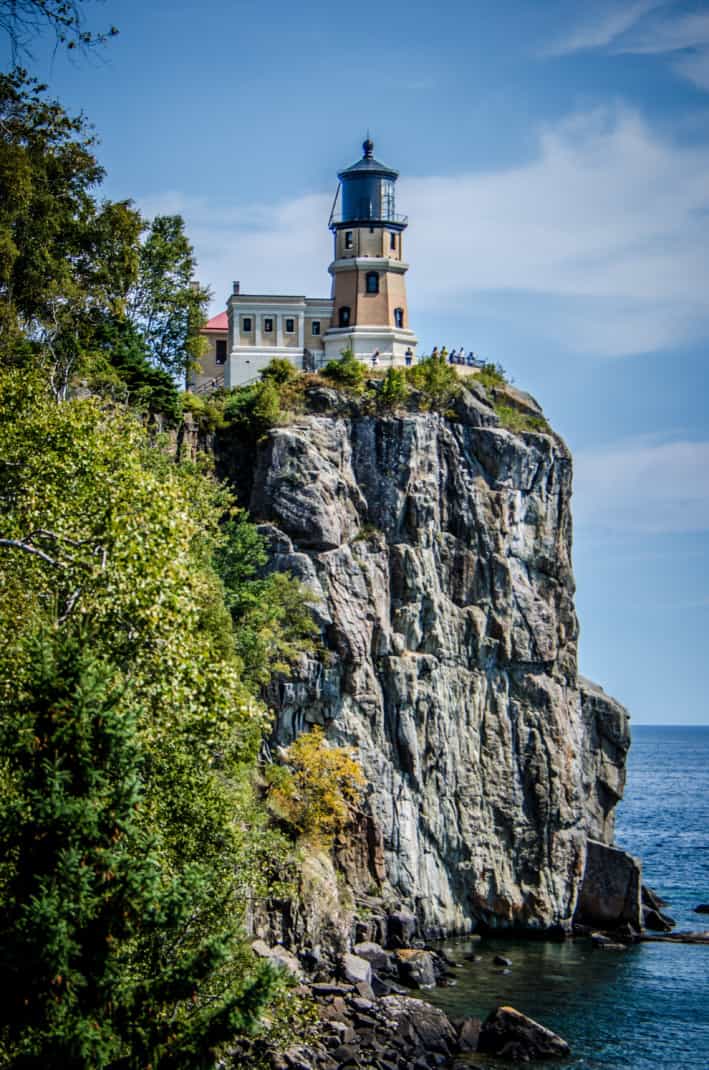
top-left (643, 906), bottom-right (675, 932)
top-left (353, 941), bottom-right (392, 972)
top-left (493, 954), bottom-right (512, 967)
top-left (457, 1016), bottom-right (482, 1052)
top-left (251, 939), bottom-right (305, 979)
top-left (575, 840), bottom-right (642, 930)
top-left (386, 910), bottom-right (417, 948)
top-left (394, 949), bottom-right (437, 988)
top-left (239, 409), bottom-right (633, 936)
top-left (339, 952), bottom-right (372, 986)
top-left (478, 1005), bottom-right (570, 1060)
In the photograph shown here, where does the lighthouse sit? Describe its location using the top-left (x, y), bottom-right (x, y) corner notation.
top-left (198, 138), bottom-right (418, 390)
top-left (322, 138), bottom-right (418, 362)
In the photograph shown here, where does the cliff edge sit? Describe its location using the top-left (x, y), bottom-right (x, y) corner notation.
top-left (216, 378), bottom-right (635, 936)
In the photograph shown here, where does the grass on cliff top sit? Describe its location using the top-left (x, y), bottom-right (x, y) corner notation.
top-left (181, 352), bottom-right (551, 438)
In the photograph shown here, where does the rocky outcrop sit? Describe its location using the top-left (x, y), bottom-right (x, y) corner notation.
top-left (478, 1005), bottom-right (570, 1061)
top-left (221, 386), bottom-right (634, 937)
top-left (573, 839), bottom-right (642, 930)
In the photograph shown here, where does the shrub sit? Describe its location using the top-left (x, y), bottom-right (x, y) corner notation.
top-left (321, 348), bottom-right (365, 391)
top-left (181, 389), bottom-right (227, 432)
top-left (261, 357), bottom-right (296, 386)
top-left (266, 727), bottom-right (365, 843)
top-left (495, 403), bottom-right (550, 434)
top-left (378, 367), bottom-right (408, 409)
top-left (222, 380), bottom-right (281, 438)
top-left (406, 355), bottom-right (461, 408)
top-left (476, 362), bottom-right (508, 389)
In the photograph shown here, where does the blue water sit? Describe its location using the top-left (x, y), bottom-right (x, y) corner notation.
top-left (427, 725), bottom-right (709, 1068)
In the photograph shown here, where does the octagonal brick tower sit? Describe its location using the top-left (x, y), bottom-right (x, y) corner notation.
top-left (322, 138), bottom-right (418, 363)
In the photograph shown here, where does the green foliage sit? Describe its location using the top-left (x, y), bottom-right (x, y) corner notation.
top-left (0, 363), bottom-right (315, 1063)
top-left (406, 354), bottom-right (461, 408)
top-left (378, 366), bottom-right (408, 409)
top-left (127, 214), bottom-right (210, 383)
top-left (223, 380), bottom-right (282, 439)
top-left (0, 70), bottom-right (142, 397)
top-left (215, 518), bottom-right (319, 690)
top-left (260, 357), bottom-right (296, 386)
top-left (494, 403), bottom-right (550, 434)
top-left (321, 348), bottom-right (365, 391)
top-left (87, 314), bottom-right (183, 424)
top-left (0, 634), bottom-right (274, 1069)
top-left (180, 390), bottom-right (227, 433)
top-left (476, 362), bottom-right (508, 389)
top-left (265, 727), bottom-right (365, 844)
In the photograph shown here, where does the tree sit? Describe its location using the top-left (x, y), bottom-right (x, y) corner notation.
top-left (0, 0), bottom-right (118, 60)
top-left (266, 727), bottom-right (365, 843)
top-left (0, 633), bottom-right (275, 1069)
top-left (126, 214), bottom-right (210, 384)
top-left (0, 69), bottom-right (142, 397)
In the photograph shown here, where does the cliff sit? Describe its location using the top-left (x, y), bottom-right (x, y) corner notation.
top-left (216, 378), bottom-right (634, 937)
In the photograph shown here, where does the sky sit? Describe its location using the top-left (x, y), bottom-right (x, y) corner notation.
top-left (7, 0), bottom-right (709, 724)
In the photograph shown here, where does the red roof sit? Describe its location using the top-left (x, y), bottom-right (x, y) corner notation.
top-left (202, 311), bottom-right (228, 331)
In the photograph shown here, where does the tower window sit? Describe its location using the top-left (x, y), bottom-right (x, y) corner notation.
top-left (339, 306), bottom-right (351, 327)
top-left (390, 232), bottom-right (397, 250)
top-left (285, 317), bottom-right (295, 333)
top-left (345, 231), bottom-right (353, 249)
top-left (311, 320), bottom-right (321, 336)
top-left (394, 307), bottom-right (404, 328)
top-left (366, 272), bottom-right (379, 294)
top-left (216, 339), bottom-right (227, 364)
top-left (264, 317), bottom-right (273, 333)
top-left (242, 317), bottom-right (252, 333)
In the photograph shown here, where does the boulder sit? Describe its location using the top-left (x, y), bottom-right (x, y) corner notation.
top-left (574, 839), bottom-right (642, 930)
top-left (339, 952), bottom-right (372, 986)
top-left (251, 939), bottom-right (304, 979)
top-left (353, 940), bottom-right (392, 973)
top-left (478, 1005), bottom-right (570, 1061)
top-left (493, 954), bottom-right (512, 967)
top-left (457, 1016), bottom-right (481, 1052)
top-left (643, 906), bottom-right (675, 932)
top-left (694, 904), bottom-right (709, 914)
top-left (386, 909), bottom-right (417, 947)
top-left (642, 884), bottom-right (669, 910)
top-left (394, 948), bottom-right (437, 988)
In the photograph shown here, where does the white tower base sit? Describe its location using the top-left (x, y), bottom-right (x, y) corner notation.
top-left (322, 325), bottom-right (418, 364)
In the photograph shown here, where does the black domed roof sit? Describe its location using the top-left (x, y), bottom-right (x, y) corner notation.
top-left (338, 138), bottom-right (399, 180)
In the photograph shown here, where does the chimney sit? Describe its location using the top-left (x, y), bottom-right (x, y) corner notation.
top-left (233, 280), bottom-right (240, 295)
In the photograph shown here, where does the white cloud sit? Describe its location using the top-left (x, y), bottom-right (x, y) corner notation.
top-left (574, 438), bottom-right (709, 534)
top-left (546, 2), bottom-right (709, 92)
top-left (673, 47), bottom-right (709, 90)
top-left (139, 106), bottom-right (709, 356)
top-left (544, 0), bottom-right (666, 56)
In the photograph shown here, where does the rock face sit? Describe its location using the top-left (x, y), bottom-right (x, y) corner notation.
top-left (224, 392), bottom-right (633, 936)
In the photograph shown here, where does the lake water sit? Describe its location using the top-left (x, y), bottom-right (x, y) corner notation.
top-left (427, 725), bottom-right (709, 1068)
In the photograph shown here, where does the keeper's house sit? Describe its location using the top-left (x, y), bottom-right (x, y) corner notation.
top-left (193, 139), bottom-right (417, 390)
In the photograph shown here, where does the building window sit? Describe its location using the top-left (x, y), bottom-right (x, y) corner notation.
top-left (345, 230), bottom-right (353, 249)
top-left (366, 271), bottom-right (379, 294)
top-left (311, 320), bottom-right (321, 336)
top-left (390, 232), bottom-right (397, 250)
top-left (264, 317), bottom-right (273, 333)
top-left (215, 338), bottom-right (227, 364)
top-left (339, 306), bottom-right (351, 327)
top-left (285, 317), bottom-right (295, 334)
top-left (394, 307), bottom-right (404, 328)
top-left (242, 317), bottom-right (252, 333)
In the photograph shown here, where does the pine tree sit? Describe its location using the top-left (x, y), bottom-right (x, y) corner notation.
top-left (0, 634), bottom-right (273, 1069)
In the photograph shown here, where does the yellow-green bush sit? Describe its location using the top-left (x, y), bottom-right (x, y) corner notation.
top-left (266, 727), bottom-right (365, 843)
